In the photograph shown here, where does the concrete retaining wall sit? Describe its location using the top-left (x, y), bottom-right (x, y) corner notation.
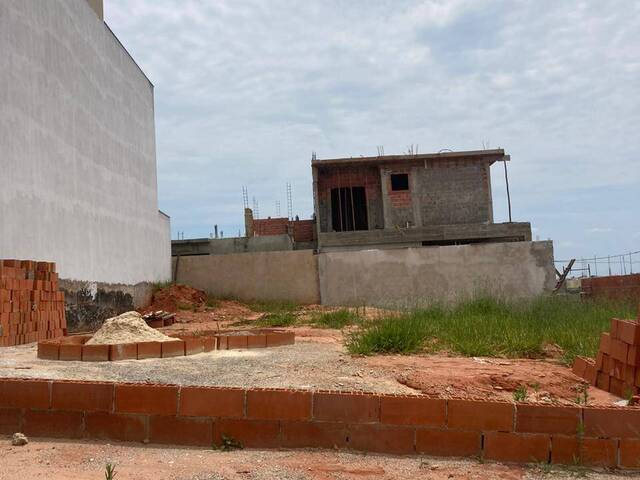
top-left (174, 251), bottom-right (320, 304)
top-left (0, 0), bottom-right (171, 285)
top-left (318, 241), bottom-right (556, 308)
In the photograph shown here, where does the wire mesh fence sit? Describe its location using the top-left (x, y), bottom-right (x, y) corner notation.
top-left (555, 250), bottom-right (640, 278)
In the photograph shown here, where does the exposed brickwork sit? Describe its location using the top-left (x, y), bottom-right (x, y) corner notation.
top-left (582, 274), bottom-right (640, 301)
top-left (250, 217), bottom-right (316, 243)
top-left (0, 259), bottom-right (66, 346)
top-left (573, 316), bottom-right (640, 398)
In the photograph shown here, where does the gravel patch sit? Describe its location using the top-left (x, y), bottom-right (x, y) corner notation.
top-left (0, 342), bottom-right (414, 394)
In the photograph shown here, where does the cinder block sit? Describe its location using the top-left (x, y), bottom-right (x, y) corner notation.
top-left (0, 378), bottom-right (50, 409)
top-left (583, 407), bottom-right (640, 438)
top-left (109, 343), bottom-right (137, 361)
top-left (82, 344), bottom-right (109, 362)
top-left (85, 412), bottom-right (147, 442)
top-left (347, 423), bottom-right (415, 454)
top-left (281, 420), bottom-right (348, 449)
top-left (552, 435), bottom-right (617, 467)
top-left (22, 410), bottom-right (84, 439)
top-left (213, 418), bottom-right (280, 448)
top-left (137, 341), bottom-right (161, 359)
top-left (161, 340), bottom-right (185, 358)
top-left (149, 415), bottom-right (213, 446)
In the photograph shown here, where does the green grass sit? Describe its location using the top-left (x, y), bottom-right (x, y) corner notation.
top-left (256, 312), bottom-right (298, 327)
top-left (312, 309), bottom-right (362, 329)
top-left (346, 296), bottom-right (636, 364)
top-left (248, 299), bottom-right (298, 313)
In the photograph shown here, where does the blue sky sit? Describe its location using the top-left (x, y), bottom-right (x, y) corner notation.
top-left (105, 0), bottom-right (639, 263)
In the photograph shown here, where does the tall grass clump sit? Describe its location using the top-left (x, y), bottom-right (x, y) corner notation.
top-left (256, 312), bottom-right (297, 327)
top-left (312, 309), bottom-right (362, 329)
top-left (346, 296), bottom-right (635, 363)
top-left (248, 299), bottom-right (298, 313)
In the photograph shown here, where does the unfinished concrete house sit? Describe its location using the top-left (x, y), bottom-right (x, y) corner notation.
top-left (312, 149), bottom-right (531, 252)
top-left (0, 0), bottom-right (171, 329)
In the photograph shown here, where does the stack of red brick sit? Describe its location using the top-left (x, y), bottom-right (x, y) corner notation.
top-left (0, 259), bottom-right (67, 347)
top-left (573, 317), bottom-right (640, 397)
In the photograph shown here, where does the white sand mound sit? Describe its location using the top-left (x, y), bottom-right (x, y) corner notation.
top-left (86, 311), bottom-right (178, 345)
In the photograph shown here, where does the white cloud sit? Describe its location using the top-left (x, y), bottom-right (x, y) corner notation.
top-left (587, 227), bottom-right (613, 234)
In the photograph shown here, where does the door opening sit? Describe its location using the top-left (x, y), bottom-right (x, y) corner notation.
top-left (331, 186), bottom-right (368, 232)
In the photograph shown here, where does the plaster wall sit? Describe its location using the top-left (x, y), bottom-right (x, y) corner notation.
top-left (0, 0), bottom-right (171, 285)
top-left (318, 241), bottom-right (556, 308)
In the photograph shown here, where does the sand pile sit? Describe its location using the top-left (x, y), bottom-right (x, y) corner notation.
top-left (86, 311), bottom-right (178, 345)
top-left (142, 284), bottom-right (207, 314)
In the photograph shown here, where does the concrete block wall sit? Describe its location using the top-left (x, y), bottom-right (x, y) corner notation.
top-left (318, 241), bottom-right (556, 308)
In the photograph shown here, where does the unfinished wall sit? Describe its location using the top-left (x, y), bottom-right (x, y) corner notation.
top-left (174, 251), bottom-right (320, 304)
top-left (0, 0), bottom-right (171, 287)
top-left (318, 241), bottom-right (555, 308)
top-left (314, 165), bottom-right (384, 232)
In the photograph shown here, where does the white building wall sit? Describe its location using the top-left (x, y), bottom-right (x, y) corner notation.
top-left (0, 0), bottom-right (170, 284)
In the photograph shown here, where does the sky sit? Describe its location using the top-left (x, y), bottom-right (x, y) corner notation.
top-left (105, 0), bottom-right (640, 266)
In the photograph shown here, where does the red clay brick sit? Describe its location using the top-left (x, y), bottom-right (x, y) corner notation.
top-left (213, 418), bottom-right (280, 448)
top-left (347, 423), bottom-right (414, 455)
top-left (380, 396), bottom-right (445, 426)
top-left (149, 415), bottom-right (213, 446)
top-left (179, 386), bottom-right (245, 418)
top-left (266, 331), bottom-right (294, 347)
top-left (203, 336), bottom-right (216, 352)
top-left (51, 381), bottom-right (113, 412)
top-left (484, 431), bottom-right (550, 463)
top-left (217, 335), bottom-right (228, 350)
top-left (115, 384), bottom-right (178, 415)
top-left (281, 421), bottom-right (348, 449)
top-left (313, 392), bottom-right (380, 423)
top-left (85, 412), bottom-right (147, 442)
top-left (227, 335), bottom-right (248, 349)
top-left (184, 337), bottom-right (205, 355)
top-left (551, 436), bottom-right (617, 467)
top-left (82, 344), bottom-right (109, 362)
top-left (247, 334), bottom-right (267, 349)
top-left (583, 407), bottom-right (640, 438)
top-left (618, 319), bottom-right (640, 346)
top-left (0, 408), bottom-right (21, 434)
top-left (447, 399), bottom-right (514, 432)
top-left (137, 341), bottom-right (162, 359)
top-left (247, 389), bottom-right (311, 421)
top-left (37, 342), bottom-right (59, 360)
top-left (600, 332), bottom-right (612, 355)
top-left (584, 361), bottom-right (597, 385)
top-left (516, 405), bottom-right (580, 435)
top-left (162, 340), bottom-right (185, 358)
top-left (22, 410), bottom-right (84, 438)
top-left (0, 379), bottom-right (50, 409)
top-left (628, 345), bottom-right (640, 367)
top-left (611, 339), bottom-right (629, 363)
top-left (59, 343), bottom-right (82, 361)
top-left (109, 343), bottom-right (137, 361)
top-left (620, 438), bottom-right (640, 468)
top-left (610, 320), bottom-right (619, 341)
top-left (596, 372), bottom-right (611, 391)
top-left (416, 428), bottom-right (481, 457)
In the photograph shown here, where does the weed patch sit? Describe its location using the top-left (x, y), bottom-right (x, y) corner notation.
top-left (256, 312), bottom-right (297, 327)
top-left (346, 296), bottom-right (635, 363)
top-left (312, 309), bottom-right (362, 329)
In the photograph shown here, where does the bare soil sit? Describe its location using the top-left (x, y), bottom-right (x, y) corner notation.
top-left (0, 436), bottom-right (632, 480)
top-left (140, 284), bottom-right (208, 314)
top-left (0, 301), bottom-right (620, 405)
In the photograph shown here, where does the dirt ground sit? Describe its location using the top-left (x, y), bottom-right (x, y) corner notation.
top-left (0, 300), bottom-right (620, 405)
top-left (0, 436), bottom-right (634, 480)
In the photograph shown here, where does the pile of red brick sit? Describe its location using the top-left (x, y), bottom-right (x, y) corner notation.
top-left (0, 259), bottom-right (67, 347)
top-left (573, 317), bottom-right (640, 398)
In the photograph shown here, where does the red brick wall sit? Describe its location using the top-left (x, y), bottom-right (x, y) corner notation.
top-left (582, 274), bottom-right (640, 301)
top-left (0, 260), bottom-right (66, 347)
top-left (2, 377), bottom-right (640, 468)
top-left (251, 218), bottom-right (315, 243)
